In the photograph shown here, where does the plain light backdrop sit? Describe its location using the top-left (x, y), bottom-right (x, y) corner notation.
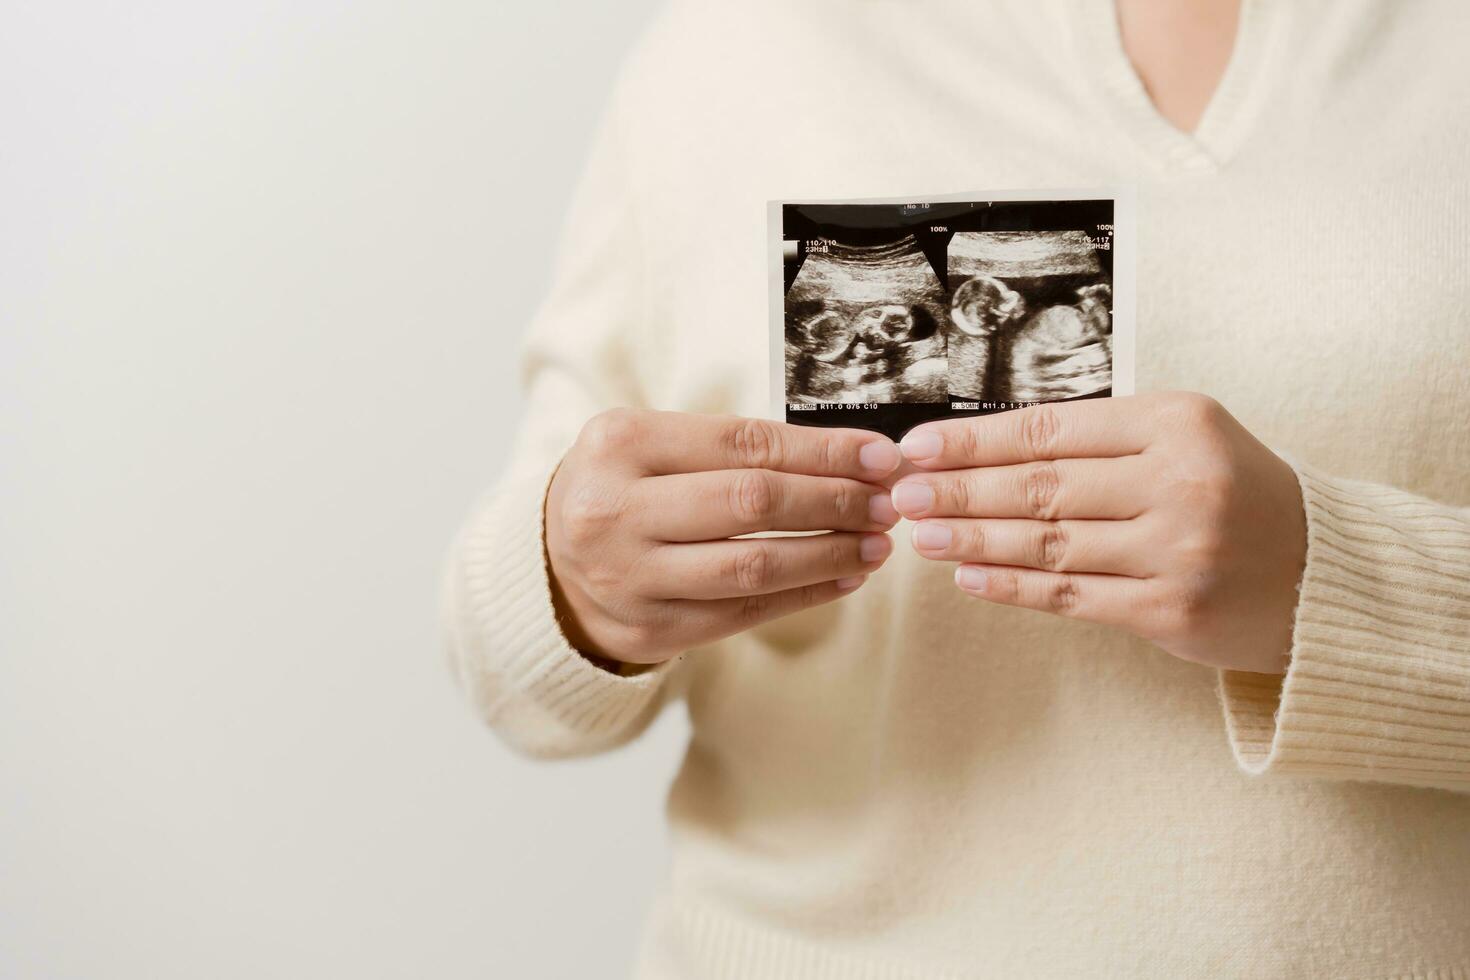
top-left (0, 2), bottom-right (682, 978)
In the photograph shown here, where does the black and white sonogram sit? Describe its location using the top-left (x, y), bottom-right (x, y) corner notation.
top-left (948, 231), bottom-right (1113, 402)
top-left (784, 236), bottom-right (948, 405)
top-left (769, 195), bottom-right (1132, 440)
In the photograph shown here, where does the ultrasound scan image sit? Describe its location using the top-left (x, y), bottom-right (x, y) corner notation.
top-left (947, 231), bottom-right (1113, 401)
top-left (784, 236), bottom-right (948, 405)
top-left (773, 197), bottom-right (1126, 438)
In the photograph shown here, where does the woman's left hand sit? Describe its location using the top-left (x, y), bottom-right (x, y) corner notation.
top-left (890, 392), bottom-right (1307, 674)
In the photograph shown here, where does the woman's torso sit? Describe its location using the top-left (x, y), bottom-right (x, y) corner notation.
top-left (614, 1), bottom-right (1470, 975)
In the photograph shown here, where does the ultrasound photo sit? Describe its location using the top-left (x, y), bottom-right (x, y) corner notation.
top-left (948, 230), bottom-right (1113, 403)
top-left (784, 236), bottom-right (948, 406)
top-left (769, 195), bottom-right (1133, 439)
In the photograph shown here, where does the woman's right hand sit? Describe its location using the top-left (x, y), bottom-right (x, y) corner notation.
top-left (545, 409), bottom-right (903, 666)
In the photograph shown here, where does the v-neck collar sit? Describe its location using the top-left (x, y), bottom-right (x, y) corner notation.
top-left (1069, 0), bottom-right (1282, 174)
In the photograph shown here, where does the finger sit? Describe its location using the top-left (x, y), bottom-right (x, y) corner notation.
top-left (638, 470), bottom-right (899, 541)
top-left (664, 575), bottom-right (870, 644)
top-left (910, 518), bottom-right (1154, 577)
top-left (891, 456), bottom-right (1150, 521)
top-left (642, 532), bottom-right (891, 600)
top-left (585, 410), bottom-right (901, 480)
top-left (898, 397), bottom-right (1155, 470)
top-left (952, 563), bottom-right (1148, 631)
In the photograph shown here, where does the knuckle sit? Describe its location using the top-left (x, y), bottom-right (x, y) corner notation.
top-left (941, 475), bottom-right (970, 516)
top-left (1172, 461), bottom-right (1234, 514)
top-left (1023, 462), bottom-right (1062, 519)
top-left (1020, 406), bottom-right (1062, 459)
top-left (583, 559), bottom-right (624, 597)
top-left (612, 618), bottom-right (656, 656)
top-left (831, 480), bottom-right (858, 520)
top-left (1167, 392), bottom-right (1226, 429)
top-left (1154, 579), bottom-right (1213, 637)
top-left (738, 591), bottom-right (776, 626)
top-left (580, 408), bottom-right (642, 457)
top-left (815, 434), bottom-right (838, 475)
top-left (729, 469), bottom-right (778, 525)
top-left (1179, 524), bottom-right (1228, 567)
top-left (988, 568), bottom-right (1018, 601)
top-left (828, 535), bottom-right (852, 570)
top-left (1144, 593), bottom-right (1184, 639)
top-left (727, 418), bottom-right (782, 469)
top-left (961, 422), bottom-right (985, 462)
top-left (731, 545), bottom-right (778, 593)
top-left (559, 481), bottom-right (623, 544)
top-left (1199, 461), bottom-right (1236, 503)
top-left (1044, 574), bottom-right (1081, 615)
top-left (964, 521), bottom-right (988, 558)
top-left (1037, 524), bottom-right (1068, 571)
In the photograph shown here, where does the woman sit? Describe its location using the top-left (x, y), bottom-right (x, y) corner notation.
top-left (444, 0), bottom-right (1470, 975)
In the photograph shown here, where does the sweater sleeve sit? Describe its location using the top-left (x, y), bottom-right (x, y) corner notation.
top-left (440, 75), bottom-right (685, 760)
top-left (1218, 463), bottom-right (1470, 793)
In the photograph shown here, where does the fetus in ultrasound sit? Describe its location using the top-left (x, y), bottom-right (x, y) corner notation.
top-left (801, 311), bottom-right (855, 363)
top-left (785, 236), bottom-right (948, 404)
top-left (946, 275), bottom-right (1027, 400)
top-left (951, 276), bottom-right (1026, 338)
top-left (946, 231), bottom-right (1112, 401)
top-left (1009, 283), bottom-right (1113, 401)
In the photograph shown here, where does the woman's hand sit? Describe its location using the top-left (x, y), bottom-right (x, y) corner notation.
top-left (892, 392), bottom-right (1307, 675)
top-left (546, 410), bottom-right (902, 666)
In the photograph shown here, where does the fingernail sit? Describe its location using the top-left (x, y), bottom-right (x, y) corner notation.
top-left (912, 522), bottom-right (951, 551)
top-left (891, 481), bottom-right (934, 516)
top-left (859, 534), bottom-right (891, 563)
top-left (836, 575), bottom-right (866, 592)
top-left (955, 566), bottom-right (987, 592)
top-left (900, 430), bottom-right (942, 462)
top-left (868, 491), bottom-right (899, 525)
top-left (859, 440), bottom-right (900, 475)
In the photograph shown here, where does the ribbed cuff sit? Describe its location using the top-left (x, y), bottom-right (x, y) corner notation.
top-left (454, 458), bottom-right (679, 752)
top-left (1219, 464), bottom-right (1470, 791)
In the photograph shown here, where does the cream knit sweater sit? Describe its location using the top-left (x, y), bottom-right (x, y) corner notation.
top-left (444, 1), bottom-right (1470, 976)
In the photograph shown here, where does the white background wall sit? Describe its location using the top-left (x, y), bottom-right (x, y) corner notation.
top-left (0, 3), bottom-right (684, 977)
